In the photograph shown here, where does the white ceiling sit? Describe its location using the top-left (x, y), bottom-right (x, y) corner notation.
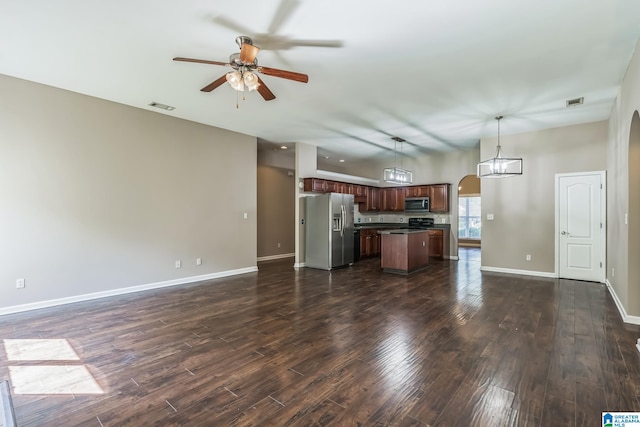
top-left (1, 0), bottom-right (639, 166)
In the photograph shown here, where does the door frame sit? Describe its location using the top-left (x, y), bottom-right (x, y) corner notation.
top-left (554, 171), bottom-right (606, 282)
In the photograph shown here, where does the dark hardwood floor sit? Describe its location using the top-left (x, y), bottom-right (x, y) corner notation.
top-left (1, 248), bottom-right (640, 426)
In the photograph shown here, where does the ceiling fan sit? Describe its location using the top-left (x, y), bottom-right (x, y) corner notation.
top-left (173, 36), bottom-right (309, 102)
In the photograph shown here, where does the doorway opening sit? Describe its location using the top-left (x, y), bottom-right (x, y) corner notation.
top-left (458, 175), bottom-right (481, 248)
top-left (628, 110), bottom-right (640, 313)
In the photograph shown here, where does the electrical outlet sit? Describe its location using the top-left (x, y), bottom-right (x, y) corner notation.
top-left (16, 278), bottom-right (25, 289)
top-left (196, 258), bottom-right (202, 266)
top-left (441, 218), bottom-right (446, 224)
top-left (243, 212), bottom-right (248, 219)
top-left (175, 260), bottom-right (181, 269)
top-left (526, 255), bottom-right (531, 261)
top-left (612, 268), bottom-right (615, 277)
top-left (277, 242), bottom-right (281, 248)
top-left (487, 214), bottom-right (495, 220)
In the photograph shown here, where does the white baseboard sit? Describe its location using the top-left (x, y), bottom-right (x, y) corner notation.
top-left (293, 262), bottom-right (306, 269)
top-left (257, 253), bottom-right (295, 262)
top-left (0, 266), bottom-right (258, 317)
top-left (605, 279), bottom-right (640, 326)
top-left (480, 266), bottom-right (556, 279)
top-left (446, 256), bottom-right (459, 261)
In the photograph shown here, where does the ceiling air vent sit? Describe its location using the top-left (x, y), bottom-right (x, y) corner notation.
top-left (149, 102), bottom-right (175, 111)
top-left (391, 136), bottom-right (406, 142)
top-left (566, 97), bottom-right (584, 107)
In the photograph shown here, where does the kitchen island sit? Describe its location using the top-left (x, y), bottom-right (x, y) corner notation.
top-left (379, 229), bottom-right (429, 274)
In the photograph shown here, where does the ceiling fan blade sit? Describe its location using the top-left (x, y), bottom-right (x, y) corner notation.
top-left (174, 57), bottom-right (229, 67)
top-left (258, 66), bottom-right (308, 83)
top-left (212, 15), bottom-right (254, 37)
top-left (256, 77), bottom-right (276, 101)
top-left (239, 43), bottom-right (260, 63)
top-left (268, 0), bottom-right (300, 34)
top-left (200, 75), bottom-right (228, 92)
top-left (287, 39), bottom-right (344, 48)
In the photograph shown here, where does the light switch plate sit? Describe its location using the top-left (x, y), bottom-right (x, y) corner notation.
top-left (487, 214), bottom-right (495, 220)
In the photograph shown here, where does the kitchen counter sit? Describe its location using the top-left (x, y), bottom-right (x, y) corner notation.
top-left (379, 229), bottom-right (430, 274)
top-left (355, 223), bottom-right (450, 230)
top-left (378, 229), bottom-right (431, 235)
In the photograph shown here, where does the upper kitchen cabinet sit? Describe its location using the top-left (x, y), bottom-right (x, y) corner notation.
top-left (429, 184), bottom-right (450, 213)
top-left (302, 177), bottom-right (449, 212)
top-left (326, 181), bottom-right (348, 193)
top-left (303, 178), bottom-right (327, 193)
top-left (350, 184), bottom-right (367, 203)
top-left (380, 187), bottom-right (405, 212)
top-left (404, 185), bottom-right (430, 198)
top-left (361, 187), bottom-right (380, 212)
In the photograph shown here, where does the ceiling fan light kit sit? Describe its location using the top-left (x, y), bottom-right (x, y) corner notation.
top-left (173, 35), bottom-right (309, 106)
top-left (477, 116), bottom-right (523, 178)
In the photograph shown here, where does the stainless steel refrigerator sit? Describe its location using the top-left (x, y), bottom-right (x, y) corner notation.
top-left (305, 193), bottom-right (355, 270)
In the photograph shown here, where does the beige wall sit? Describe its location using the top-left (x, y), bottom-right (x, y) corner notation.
top-left (0, 74), bottom-right (257, 312)
top-left (480, 121), bottom-right (607, 273)
top-left (257, 165), bottom-right (295, 258)
top-left (607, 37), bottom-right (640, 318)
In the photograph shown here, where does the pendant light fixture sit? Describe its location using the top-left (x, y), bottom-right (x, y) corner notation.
top-left (384, 137), bottom-right (413, 184)
top-left (477, 115), bottom-right (523, 178)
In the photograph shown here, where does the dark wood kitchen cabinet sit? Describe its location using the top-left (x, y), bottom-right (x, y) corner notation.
top-left (429, 184), bottom-right (450, 213)
top-left (327, 181), bottom-right (348, 193)
top-left (428, 229), bottom-right (443, 258)
top-left (381, 188), bottom-right (405, 212)
top-left (303, 178), bottom-right (327, 193)
top-left (405, 185), bottom-right (430, 198)
top-left (360, 187), bottom-right (380, 212)
top-left (303, 178), bottom-right (450, 212)
top-left (350, 184), bottom-right (367, 202)
top-left (360, 229), bottom-right (380, 258)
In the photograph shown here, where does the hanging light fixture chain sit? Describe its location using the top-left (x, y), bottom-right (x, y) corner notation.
top-left (496, 115), bottom-right (503, 147)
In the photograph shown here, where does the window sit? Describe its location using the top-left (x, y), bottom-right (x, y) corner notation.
top-left (459, 196), bottom-right (481, 239)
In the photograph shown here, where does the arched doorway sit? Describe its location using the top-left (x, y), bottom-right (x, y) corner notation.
top-left (458, 174), bottom-right (481, 248)
top-left (628, 111), bottom-right (640, 314)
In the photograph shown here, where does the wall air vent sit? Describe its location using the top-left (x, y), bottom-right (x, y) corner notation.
top-left (566, 97), bottom-right (584, 107)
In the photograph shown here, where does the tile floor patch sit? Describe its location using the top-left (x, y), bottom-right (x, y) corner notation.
top-left (3, 339), bottom-right (80, 361)
top-left (9, 365), bottom-right (103, 395)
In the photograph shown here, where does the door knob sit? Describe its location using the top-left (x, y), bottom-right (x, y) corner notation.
top-left (561, 231), bottom-right (568, 235)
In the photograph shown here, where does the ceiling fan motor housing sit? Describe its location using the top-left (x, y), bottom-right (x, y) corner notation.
top-left (235, 35), bottom-right (255, 49)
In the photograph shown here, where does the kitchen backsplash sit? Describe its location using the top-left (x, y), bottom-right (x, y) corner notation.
top-left (354, 204), bottom-right (450, 225)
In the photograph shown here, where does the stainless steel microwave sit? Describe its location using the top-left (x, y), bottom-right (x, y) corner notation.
top-left (405, 197), bottom-right (430, 212)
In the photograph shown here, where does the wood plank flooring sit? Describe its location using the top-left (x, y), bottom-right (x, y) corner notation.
top-left (1, 248), bottom-right (639, 426)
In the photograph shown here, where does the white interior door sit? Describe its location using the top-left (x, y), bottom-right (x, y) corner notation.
top-left (557, 172), bottom-right (605, 282)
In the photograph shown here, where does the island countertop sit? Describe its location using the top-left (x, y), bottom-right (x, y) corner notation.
top-left (377, 229), bottom-right (430, 235)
